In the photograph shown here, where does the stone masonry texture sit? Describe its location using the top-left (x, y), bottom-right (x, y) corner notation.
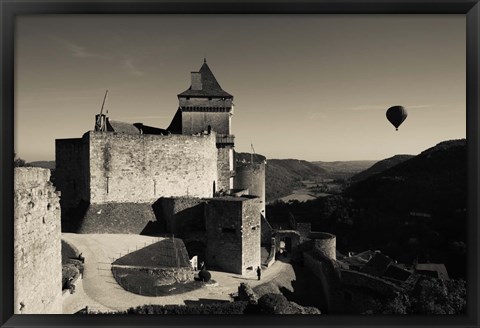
top-left (217, 146), bottom-right (233, 192)
top-left (55, 138), bottom-right (88, 209)
top-left (159, 197), bottom-right (206, 236)
top-left (234, 163), bottom-right (266, 216)
top-left (14, 168), bottom-right (62, 314)
top-left (87, 131), bottom-right (218, 203)
top-left (241, 198), bottom-right (262, 274)
top-left (205, 197), bottom-right (261, 275)
top-left (181, 112), bottom-right (231, 136)
top-left (179, 97), bottom-right (233, 136)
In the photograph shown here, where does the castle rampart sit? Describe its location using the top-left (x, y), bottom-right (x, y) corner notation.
top-left (14, 168), bottom-right (62, 314)
top-left (56, 131), bottom-right (219, 207)
top-left (88, 131), bottom-right (218, 203)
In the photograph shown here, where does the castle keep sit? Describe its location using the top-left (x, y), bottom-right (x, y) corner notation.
top-left (55, 60), bottom-right (266, 274)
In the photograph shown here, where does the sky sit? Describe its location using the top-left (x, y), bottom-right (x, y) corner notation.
top-left (15, 15), bottom-right (466, 162)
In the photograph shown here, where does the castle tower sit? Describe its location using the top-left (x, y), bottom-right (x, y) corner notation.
top-left (234, 162), bottom-right (266, 217)
top-left (176, 59), bottom-right (235, 192)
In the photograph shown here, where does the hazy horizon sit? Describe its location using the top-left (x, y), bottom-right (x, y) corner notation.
top-left (16, 15), bottom-right (466, 162)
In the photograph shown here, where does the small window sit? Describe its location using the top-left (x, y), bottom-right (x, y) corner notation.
top-left (208, 97), bottom-right (212, 100)
top-left (186, 97), bottom-right (190, 100)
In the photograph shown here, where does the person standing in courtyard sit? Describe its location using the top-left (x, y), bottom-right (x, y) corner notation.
top-left (256, 266), bottom-right (262, 281)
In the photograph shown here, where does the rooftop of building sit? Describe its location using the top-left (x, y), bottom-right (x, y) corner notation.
top-left (178, 60), bottom-right (233, 98)
top-left (415, 263), bottom-right (449, 280)
top-left (338, 250), bottom-right (415, 284)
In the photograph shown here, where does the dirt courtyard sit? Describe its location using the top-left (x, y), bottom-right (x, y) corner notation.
top-left (62, 233), bottom-right (295, 314)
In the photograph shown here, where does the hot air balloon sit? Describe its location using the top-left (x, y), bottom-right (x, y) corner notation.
top-left (386, 105), bottom-right (408, 131)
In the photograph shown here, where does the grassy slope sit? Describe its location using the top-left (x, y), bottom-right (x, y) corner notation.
top-left (349, 155), bottom-right (414, 182)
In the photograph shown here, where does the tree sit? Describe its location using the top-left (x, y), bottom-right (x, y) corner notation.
top-left (14, 153), bottom-right (26, 167)
top-left (410, 277), bottom-right (466, 314)
top-left (367, 277), bottom-right (466, 314)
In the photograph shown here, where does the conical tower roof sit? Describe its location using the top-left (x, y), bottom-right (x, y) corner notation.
top-left (178, 60), bottom-right (233, 98)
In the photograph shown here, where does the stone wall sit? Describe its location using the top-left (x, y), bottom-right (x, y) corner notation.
top-left (303, 251), bottom-right (340, 313)
top-left (181, 112), bottom-right (231, 136)
top-left (217, 146), bottom-right (233, 192)
top-left (241, 198), bottom-right (262, 274)
top-left (73, 202), bottom-right (157, 234)
top-left (87, 131), bottom-right (218, 203)
top-left (179, 97), bottom-right (233, 108)
top-left (339, 270), bottom-right (401, 297)
top-left (14, 168), bottom-right (62, 314)
top-left (311, 232), bottom-right (336, 261)
top-left (205, 197), bottom-right (261, 275)
top-left (55, 138), bottom-right (88, 209)
top-left (274, 230), bottom-right (300, 254)
top-left (159, 197), bottom-right (206, 236)
top-left (114, 266), bottom-right (194, 286)
top-left (179, 96), bottom-right (232, 136)
top-left (205, 198), bottom-right (243, 274)
top-left (296, 222), bottom-right (311, 242)
top-left (260, 215), bottom-right (273, 245)
top-left (303, 248), bottom-right (400, 314)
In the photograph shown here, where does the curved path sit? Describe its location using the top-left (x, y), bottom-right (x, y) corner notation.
top-left (62, 233), bottom-right (293, 314)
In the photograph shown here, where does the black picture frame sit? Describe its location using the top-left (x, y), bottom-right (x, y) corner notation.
top-left (1, 1), bottom-right (479, 327)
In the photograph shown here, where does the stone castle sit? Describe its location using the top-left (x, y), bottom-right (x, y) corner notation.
top-left (13, 60), bottom-right (445, 315)
top-left (55, 60), bottom-right (267, 275)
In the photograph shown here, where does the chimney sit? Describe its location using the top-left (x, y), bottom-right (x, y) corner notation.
top-left (191, 72), bottom-right (202, 90)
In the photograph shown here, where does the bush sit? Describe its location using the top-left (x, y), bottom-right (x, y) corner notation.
top-left (62, 264), bottom-right (79, 289)
top-left (411, 277), bottom-right (466, 314)
top-left (198, 270), bottom-right (211, 282)
top-left (122, 302), bottom-right (249, 314)
top-left (366, 278), bottom-right (467, 314)
top-left (67, 259), bottom-right (84, 275)
top-left (257, 293), bottom-right (290, 314)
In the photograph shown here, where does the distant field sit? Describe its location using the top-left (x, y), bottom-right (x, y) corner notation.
top-left (279, 193), bottom-right (317, 203)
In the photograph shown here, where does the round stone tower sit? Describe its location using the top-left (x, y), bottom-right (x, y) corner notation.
top-left (309, 232), bottom-right (336, 261)
top-left (234, 162), bottom-right (266, 217)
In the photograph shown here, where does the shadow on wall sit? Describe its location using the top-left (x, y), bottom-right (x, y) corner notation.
top-left (152, 199), bottom-right (165, 231)
top-left (152, 197), bottom-right (206, 237)
top-left (140, 221), bottom-right (163, 236)
top-left (61, 200), bottom-right (89, 233)
top-left (184, 241), bottom-right (206, 265)
top-left (61, 200), bottom-right (158, 234)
